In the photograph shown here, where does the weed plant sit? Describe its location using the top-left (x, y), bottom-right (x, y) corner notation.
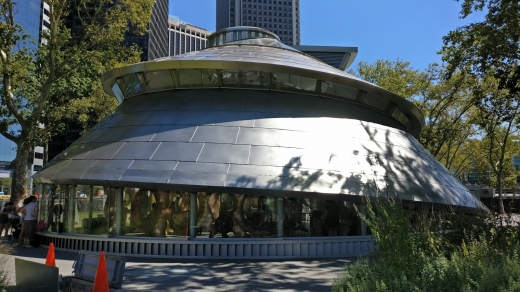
top-left (0, 240), bottom-right (12, 289)
top-left (332, 197), bottom-right (520, 292)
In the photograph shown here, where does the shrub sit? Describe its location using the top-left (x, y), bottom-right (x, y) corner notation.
top-left (333, 197), bottom-right (520, 292)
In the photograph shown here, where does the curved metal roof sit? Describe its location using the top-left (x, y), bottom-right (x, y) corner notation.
top-left (34, 26), bottom-right (486, 211)
top-left (34, 89), bottom-right (485, 210)
top-left (101, 27), bottom-right (425, 137)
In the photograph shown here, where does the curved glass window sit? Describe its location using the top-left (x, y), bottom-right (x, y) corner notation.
top-left (221, 69), bottom-right (268, 88)
top-left (321, 81), bottom-right (357, 100)
top-left (174, 69), bottom-right (218, 88)
top-left (206, 27), bottom-right (279, 48)
top-left (363, 93), bottom-right (389, 112)
top-left (137, 70), bottom-right (175, 92)
top-left (39, 184), bottom-right (367, 239)
top-left (111, 83), bottom-right (124, 103)
top-left (272, 73), bottom-right (317, 92)
top-left (116, 73), bottom-right (143, 98)
top-left (392, 108), bottom-right (410, 126)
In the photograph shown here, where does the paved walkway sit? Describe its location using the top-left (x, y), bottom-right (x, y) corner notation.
top-left (1, 243), bottom-right (352, 291)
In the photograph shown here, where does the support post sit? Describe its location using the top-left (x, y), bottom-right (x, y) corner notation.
top-left (116, 188), bottom-right (123, 236)
top-left (67, 185), bottom-right (76, 233)
top-left (189, 192), bottom-right (197, 239)
top-left (88, 186), bottom-right (94, 230)
top-left (277, 197), bottom-right (284, 238)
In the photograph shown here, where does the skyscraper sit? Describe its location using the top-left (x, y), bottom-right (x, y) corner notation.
top-left (125, 0), bottom-right (170, 61)
top-left (216, 0), bottom-right (300, 45)
top-left (168, 16), bottom-right (212, 56)
top-left (48, 0), bottom-right (170, 161)
top-left (0, 0), bottom-right (46, 183)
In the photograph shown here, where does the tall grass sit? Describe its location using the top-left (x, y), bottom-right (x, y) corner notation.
top-left (0, 240), bottom-right (13, 289)
top-left (332, 197), bottom-right (520, 292)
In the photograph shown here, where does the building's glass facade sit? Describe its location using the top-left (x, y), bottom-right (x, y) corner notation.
top-left (216, 0), bottom-right (300, 46)
top-left (39, 186), bottom-right (364, 238)
top-left (14, 0), bottom-right (43, 50)
top-left (0, 0), bottom-right (44, 171)
top-left (168, 16), bottom-right (211, 56)
top-left (122, 0), bottom-right (171, 61)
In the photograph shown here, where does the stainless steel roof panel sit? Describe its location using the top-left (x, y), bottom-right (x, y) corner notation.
top-left (151, 125), bottom-right (198, 142)
top-left (120, 125), bottom-right (161, 142)
top-left (197, 143), bottom-right (250, 164)
top-left (118, 112), bottom-right (154, 127)
top-left (213, 111), bottom-right (256, 127)
top-left (128, 160), bottom-right (178, 170)
top-left (35, 89), bottom-right (485, 210)
top-left (176, 95), bottom-right (213, 110)
top-left (191, 126), bottom-right (239, 144)
top-left (92, 159), bottom-right (133, 169)
top-left (143, 110), bottom-right (184, 125)
top-left (82, 142), bottom-right (125, 160)
top-left (150, 142), bottom-right (204, 161)
top-left (175, 110), bottom-right (219, 125)
top-left (207, 95), bottom-right (248, 111)
top-left (168, 172), bottom-right (227, 186)
top-left (111, 142), bottom-right (161, 160)
top-left (175, 162), bottom-right (229, 174)
top-left (94, 127), bottom-right (129, 143)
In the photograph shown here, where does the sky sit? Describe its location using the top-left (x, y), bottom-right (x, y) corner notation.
top-left (170, 0), bottom-right (486, 71)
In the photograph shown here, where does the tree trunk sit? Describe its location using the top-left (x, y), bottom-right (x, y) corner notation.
top-left (10, 139), bottom-right (30, 206)
top-left (498, 175), bottom-right (505, 214)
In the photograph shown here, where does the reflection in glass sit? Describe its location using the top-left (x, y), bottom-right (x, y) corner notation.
top-left (363, 93), bottom-right (388, 112)
top-left (116, 73), bottom-right (143, 98)
top-left (106, 188), bottom-right (117, 235)
top-left (392, 108), bottom-right (410, 126)
top-left (221, 70), bottom-right (268, 88)
top-left (272, 73), bottom-right (317, 92)
top-left (122, 189), bottom-right (188, 238)
top-left (111, 83), bottom-right (124, 103)
top-left (138, 70), bottom-right (175, 92)
top-left (284, 198), bottom-right (362, 237)
top-left (175, 69), bottom-right (218, 88)
top-left (196, 193), bottom-right (280, 238)
top-left (321, 81), bottom-right (358, 100)
top-left (41, 185), bottom-right (364, 238)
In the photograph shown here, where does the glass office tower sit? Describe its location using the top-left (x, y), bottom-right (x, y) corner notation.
top-left (216, 0), bottom-right (300, 45)
top-left (0, 0), bottom-right (46, 175)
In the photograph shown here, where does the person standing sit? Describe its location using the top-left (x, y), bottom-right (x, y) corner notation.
top-left (0, 202), bottom-right (13, 239)
top-left (18, 196), bottom-right (38, 248)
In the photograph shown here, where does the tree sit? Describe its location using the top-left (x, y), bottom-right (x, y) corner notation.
top-left (351, 59), bottom-right (479, 178)
top-left (0, 0), bottom-right (155, 205)
top-left (441, 0), bottom-right (520, 213)
top-left (473, 73), bottom-right (520, 213)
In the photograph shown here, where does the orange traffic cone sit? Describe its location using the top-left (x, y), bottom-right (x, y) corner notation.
top-left (45, 242), bottom-right (56, 267)
top-left (92, 251), bottom-right (109, 292)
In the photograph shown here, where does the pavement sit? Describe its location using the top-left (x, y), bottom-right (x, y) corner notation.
top-left (0, 242), bottom-right (353, 292)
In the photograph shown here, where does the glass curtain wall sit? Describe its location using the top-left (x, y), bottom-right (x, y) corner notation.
top-left (38, 184), bottom-right (365, 238)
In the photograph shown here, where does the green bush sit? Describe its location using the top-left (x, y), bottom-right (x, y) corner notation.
top-left (332, 198), bottom-right (520, 292)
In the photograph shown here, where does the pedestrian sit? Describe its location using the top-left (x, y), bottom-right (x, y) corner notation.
top-left (0, 202), bottom-right (13, 239)
top-left (18, 196), bottom-right (38, 248)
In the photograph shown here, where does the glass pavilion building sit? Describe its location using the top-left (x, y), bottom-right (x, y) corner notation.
top-left (33, 27), bottom-right (486, 259)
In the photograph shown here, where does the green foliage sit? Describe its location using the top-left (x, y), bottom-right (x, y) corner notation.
top-left (332, 199), bottom-right (520, 292)
top-left (0, 0), bottom-right (155, 203)
top-left (351, 60), bottom-right (479, 179)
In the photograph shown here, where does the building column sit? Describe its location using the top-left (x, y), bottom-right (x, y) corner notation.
top-left (88, 186), bottom-right (94, 229)
top-left (189, 192), bottom-right (197, 239)
top-left (67, 185), bottom-right (76, 233)
top-left (277, 197), bottom-right (284, 238)
top-left (115, 188), bottom-right (123, 236)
